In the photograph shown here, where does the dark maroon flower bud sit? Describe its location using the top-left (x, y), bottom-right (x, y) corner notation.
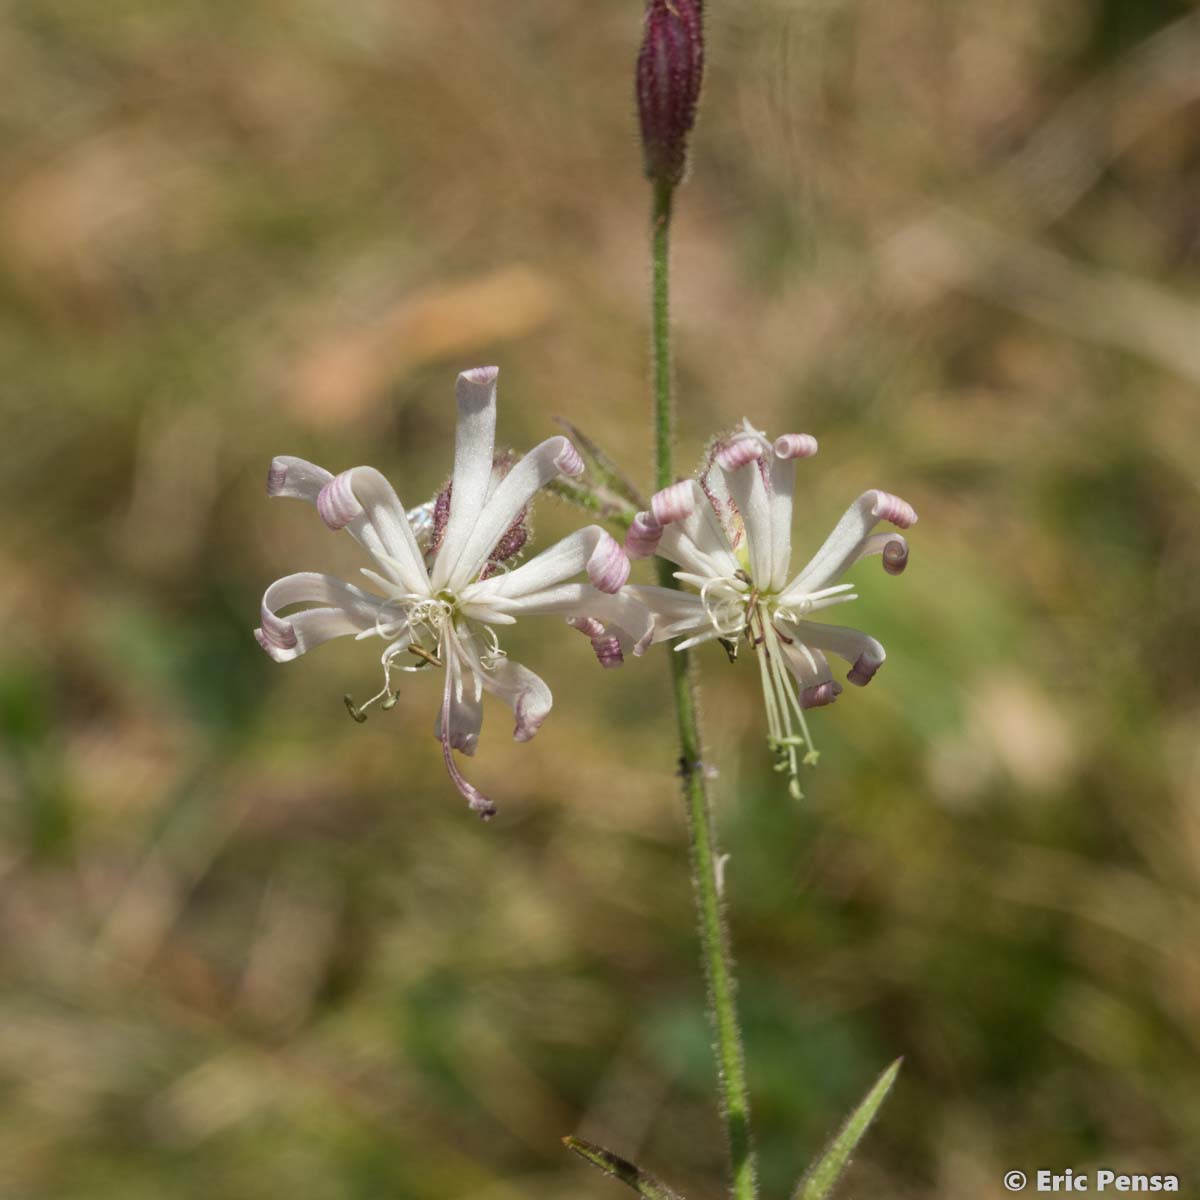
top-left (636, 0), bottom-right (704, 190)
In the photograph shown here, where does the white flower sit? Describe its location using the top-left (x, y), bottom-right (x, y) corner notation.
top-left (256, 367), bottom-right (652, 818)
top-left (625, 420), bottom-right (917, 798)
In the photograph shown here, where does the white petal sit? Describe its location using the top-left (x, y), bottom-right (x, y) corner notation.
top-left (767, 434), bottom-right (818, 591)
top-left (269, 455), bottom-right (432, 595)
top-left (437, 638), bottom-right (496, 818)
top-left (445, 435), bottom-right (584, 589)
top-left (781, 490), bottom-right (917, 599)
top-left (468, 583), bottom-right (656, 657)
top-left (314, 467), bottom-right (432, 595)
top-left (433, 657), bottom-right (484, 756)
top-left (267, 456), bottom-right (332, 501)
top-left (430, 367), bottom-right (499, 589)
top-left (457, 635), bottom-right (553, 743)
top-left (784, 619), bottom-right (886, 687)
top-left (461, 526), bottom-right (628, 608)
top-left (622, 584), bottom-right (711, 644)
top-left (255, 572), bottom-right (386, 662)
top-left (720, 452), bottom-right (773, 586)
top-left (777, 639), bottom-right (842, 708)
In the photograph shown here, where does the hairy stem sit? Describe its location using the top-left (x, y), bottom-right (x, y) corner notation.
top-left (651, 180), bottom-right (758, 1200)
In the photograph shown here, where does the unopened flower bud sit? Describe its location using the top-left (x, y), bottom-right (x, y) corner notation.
top-left (636, 0), bottom-right (704, 190)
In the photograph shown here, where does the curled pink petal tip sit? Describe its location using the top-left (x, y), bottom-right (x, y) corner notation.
top-left (554, 440), bottom-right (586, 479)
top-left (592, 634), bottom-right (624, 669)
top-left (316, 471), bottom-right (363, 531)
top-left (882, 537), bottom-right (909, 575)
top-left (258, 607), bottom-right (298, 651)
top-left (266, 459), bottom-right (289, 496)
top-left (568, 617), bottom-right (624, 669)
top-left (715, 436), bottom-right (764, 472)
top-left (513, 693), bottom-right (549, 743)
top-left (847, 651), bottom-right (884, 687)
top-left (461, 365), bottom-right (499, 385)
top-left (587, 532), bottom-right (631, 594)
top-left (650, 480), bottom-right (695, 526)
top-left (625, 510), bottom-right (663, 559)
top-left (870, 490), bottom-right (918, 529)
top-left (774, 433), bottom-right (818, 460)
top-left (569, 617), bottom-right (605, 639)
top-left (799, 680), bottom-right (842, 709)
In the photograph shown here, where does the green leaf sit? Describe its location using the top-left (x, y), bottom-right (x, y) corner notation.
top-left (563, 1136), bottom-right (686, 1200)
top-left (795, 1057), bottom-right (902, 1200)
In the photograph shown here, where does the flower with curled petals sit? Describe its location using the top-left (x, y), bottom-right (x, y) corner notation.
top-left (256, 366), bottom-right (652, 819)
top-left (625, 420), bottom-right (917, 798)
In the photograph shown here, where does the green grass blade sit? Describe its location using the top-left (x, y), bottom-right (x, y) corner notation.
top-left (563, 1136), bottom-right (686, 1200)
top-left (795, 1058), bottom-right (902, 1200)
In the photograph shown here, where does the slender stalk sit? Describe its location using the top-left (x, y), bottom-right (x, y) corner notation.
top-left (651, 180), bottom-right (758, 1200)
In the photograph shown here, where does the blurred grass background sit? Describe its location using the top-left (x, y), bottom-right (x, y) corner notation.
top-left (3, 0), bottom-right (1200, 1196)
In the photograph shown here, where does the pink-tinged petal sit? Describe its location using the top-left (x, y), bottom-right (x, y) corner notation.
top-left (774, 433), bottom-right (818, 461)
top-left (430, 367), bottom-right (500, 590)
top-left (785, 619), bottom-right (887, 688)
top-left (255, 572), bottom-right (386, 663)
top-left (650, 480), bottom-right (695, 525)
top-left (266, 456), bottom-right (333, 501)
top-left (714, 435), bottom-right (764, 472)
top-left (568, 617), bottom-right (625, 669)
top-left (781, 489), bottom-right (919, 598)
top-left (625, 510), bottom-right (664, 559)
top-left (446, 435), bottom-right (586, 589)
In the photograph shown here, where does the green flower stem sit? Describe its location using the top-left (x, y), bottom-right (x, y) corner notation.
top-left (651, 180), bottom-right (758, 1200)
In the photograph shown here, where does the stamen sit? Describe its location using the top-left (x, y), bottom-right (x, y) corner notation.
top-left (699, 577), bottom-right (749, 638)
top-left (753, 606), bottom-right (818, 801)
